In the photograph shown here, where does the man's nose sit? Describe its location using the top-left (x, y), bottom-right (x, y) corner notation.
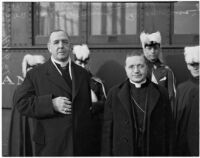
top-left (58, 41), bottom-right (64, 48)
top-left (150, 48), bottom-right (155, 53)
top-left (133, 66), bottom-right (139, 73)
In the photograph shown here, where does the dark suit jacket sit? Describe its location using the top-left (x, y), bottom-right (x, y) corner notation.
top-left (101, 79), bottom-right (174, 156)
top-left (13, 59), bottom-right (95, 156)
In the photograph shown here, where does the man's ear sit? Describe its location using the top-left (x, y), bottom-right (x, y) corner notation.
top-left (47, 43), bottom-right (51, 53)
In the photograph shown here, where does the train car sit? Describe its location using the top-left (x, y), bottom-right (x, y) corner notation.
top-left (2, 1), bottom-right (199, 156)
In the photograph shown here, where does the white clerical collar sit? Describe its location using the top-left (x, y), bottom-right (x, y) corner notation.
top-left (51, 56), bottom-right (72, 80)
top-left (51, 56), bottom-right (69, 67)
top-left (129, 79), bottom-right (147, 88)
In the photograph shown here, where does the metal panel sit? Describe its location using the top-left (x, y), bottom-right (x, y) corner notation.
top-left (2, 109), bottom-right (12, 156)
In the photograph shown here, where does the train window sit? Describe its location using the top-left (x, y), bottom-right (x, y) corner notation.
top-left (88, 3), bottom-right (139, 45)
top-left (172, 1), bottom-right (199, 45)
top-left (34, 2), bottom-right (84, 45)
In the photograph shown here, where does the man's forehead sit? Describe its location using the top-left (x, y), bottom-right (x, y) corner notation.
top-left (50, 31), bottom-right (69, 41)
top-left (126, 55), bottom-right (145, 64)
top-left (126, 55), bottom-right (145, 60)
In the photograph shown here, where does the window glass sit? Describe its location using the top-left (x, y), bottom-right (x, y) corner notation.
top-left (174, 2), bottom-right (199, 34)
top-left (91, 3), bottom-right (137, 35)
top-left (36, 2), bottom-right (80, 36)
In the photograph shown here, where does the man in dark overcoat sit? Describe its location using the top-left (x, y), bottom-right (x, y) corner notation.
top-left (13, 30), bottom-right (95, 156)
top-left (8, 54), bottom-right (45, 156)
top-left (101, 51), bottom-right (174, 156)
top-left (174, 46), bottom-right (199, 156)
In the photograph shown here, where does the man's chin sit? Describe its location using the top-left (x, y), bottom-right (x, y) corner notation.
top-left (131, 79), bottom-right (143, 83)
top-left (59, 56), bottom-right (69, 62)
top-left (192, 73), bottom-right (199, 78)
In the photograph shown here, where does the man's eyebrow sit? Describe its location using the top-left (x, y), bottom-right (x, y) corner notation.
top-left (62, 39), bottom-right (69, 42)
top-left (52, 39), bottom-right (69, 42)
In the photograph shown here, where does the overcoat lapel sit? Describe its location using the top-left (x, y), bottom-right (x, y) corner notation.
top-left (117, 81), bottom-right (132, 120)
top-left (117, 81), bottom-right (160, 119)
top-left (145, 82), bottom-right (160, 155)
top-left (71, 62), bottom-right (82, 101)
top-left (146, 83), bottom-right (160, 116)
top-left (45, 60), bottom-right (72, 94)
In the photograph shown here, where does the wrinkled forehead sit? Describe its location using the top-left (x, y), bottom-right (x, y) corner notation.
top-left (49, 31), bottom-right (69, 43)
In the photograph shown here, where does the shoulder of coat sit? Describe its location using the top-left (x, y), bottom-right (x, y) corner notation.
top-left (92, 76), bottom-right (103, 84)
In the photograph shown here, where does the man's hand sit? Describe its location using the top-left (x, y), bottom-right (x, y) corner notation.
top-left (52, 97), bottom-right (72, 114)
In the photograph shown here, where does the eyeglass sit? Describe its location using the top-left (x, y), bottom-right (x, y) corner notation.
top-left (187, 62), bottom-right (199, 67)
top-left (145, 42), bottom-right (160, 50)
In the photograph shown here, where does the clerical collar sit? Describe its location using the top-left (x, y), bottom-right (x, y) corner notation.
top-left (51, 56), bottom-right (72, 79)
top-left (129, 79), bottom-right (147, 88)
top-left (51, 56), bottom-right (69, 67)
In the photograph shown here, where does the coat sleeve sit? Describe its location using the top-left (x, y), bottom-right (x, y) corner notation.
top-left (101, 89), bottom-right (113, 156)
top-left (13, 72), bottom-right (56, 119)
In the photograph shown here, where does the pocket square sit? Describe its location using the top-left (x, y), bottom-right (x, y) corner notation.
top-left (160, 76), bottom-right (167, 81)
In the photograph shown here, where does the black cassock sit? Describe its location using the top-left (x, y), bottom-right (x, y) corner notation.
top-left (174, 76), bottom-right (199, 156)
top-left (8, 89), bottom-right (35, 156)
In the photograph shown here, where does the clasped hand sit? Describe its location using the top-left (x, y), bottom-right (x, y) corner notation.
top-left (52, 97), bottom-right (72, 114)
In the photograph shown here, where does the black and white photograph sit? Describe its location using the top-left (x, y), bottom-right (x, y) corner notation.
top-left (2, 1), bottom-right (199, 156)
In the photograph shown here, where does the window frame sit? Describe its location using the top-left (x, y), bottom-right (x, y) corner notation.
top-left (32, 2), bottom-right (199, 47)
top-left (33, 2), bottom-right (85, 45)
top-left (170, 2), bottom-right (199, 45)
top-left (87, 2), bottom-right (141, 45)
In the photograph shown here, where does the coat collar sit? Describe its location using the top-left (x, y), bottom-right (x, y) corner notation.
top-left (146, 81), bottom-right (160, 116)
top-left (117, 79), bottom-right (160, 117)
top-left (117, 80), bottom-right (132, 119)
